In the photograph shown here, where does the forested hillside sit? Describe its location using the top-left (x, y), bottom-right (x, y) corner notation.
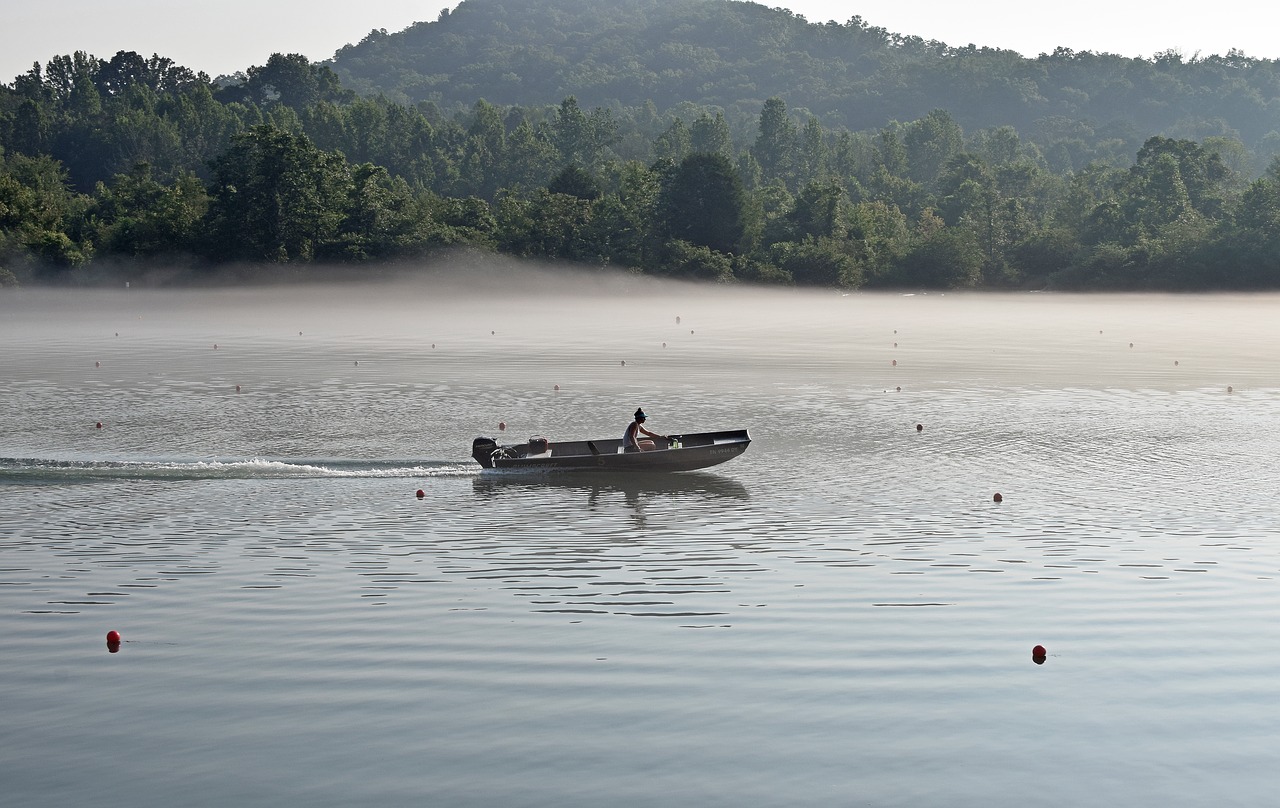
top-left (332, 0), bottom-right (1280, 172)
top-left (1, 0), bottom-right (1279, 291)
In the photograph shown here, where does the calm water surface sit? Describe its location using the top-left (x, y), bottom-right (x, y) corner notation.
top-left (3, 277), bottom-right (1280, 807)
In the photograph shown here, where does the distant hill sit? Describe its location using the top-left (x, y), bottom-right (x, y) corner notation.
top-left (330, 0), bottom-right (1280, 157)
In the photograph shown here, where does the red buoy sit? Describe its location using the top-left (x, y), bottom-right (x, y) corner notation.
top-left (415, 489), bottom-right (425, 499)
top-left (235, 385), bottom-right (241, 393)
top-left (96, 422), bottom-right (103, 429)
top-left (1033, 644), bottom-right (1046, 656)
top-left (95, 361), bottom-right (101, 368)
top-left (915, 423), bottom-right (923, 432)
top-left (106, 630), bottom-right (121, 651)
top-left (993, 492), bottom-right (1003, 503)
top-left (498, 421), bottom-right (506, 431)
top-left (891, 359), bottom-right (897, 366)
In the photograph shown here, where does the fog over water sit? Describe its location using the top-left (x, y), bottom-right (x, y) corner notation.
top-left (4, 268), bottom-right (1280, 807)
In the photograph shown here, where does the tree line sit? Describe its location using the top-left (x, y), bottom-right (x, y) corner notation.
top-left (1, 49), bottom-right (1279, 290)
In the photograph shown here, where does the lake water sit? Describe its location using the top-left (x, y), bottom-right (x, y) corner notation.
top-left (4, 272), bottom-right (1280, 807)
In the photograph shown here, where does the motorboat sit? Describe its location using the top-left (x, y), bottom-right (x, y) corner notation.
top-left (471, 430), bottom-right (751, 472)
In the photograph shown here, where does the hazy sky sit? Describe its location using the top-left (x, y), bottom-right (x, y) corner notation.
top-left (4, 0), bottom-right (1277, 82)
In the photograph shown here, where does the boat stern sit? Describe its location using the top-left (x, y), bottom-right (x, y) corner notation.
top-left (472, 436), bottom-right (500, 469)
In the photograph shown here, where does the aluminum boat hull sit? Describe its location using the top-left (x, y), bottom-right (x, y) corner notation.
top-left (472, 430), bottom-right (751, 472)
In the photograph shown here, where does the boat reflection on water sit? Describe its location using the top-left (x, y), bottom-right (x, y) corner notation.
top-left (472, 471), bottom-right (749, 527)
top-left (473, 471), bottom-right (749, 529)
top-left (472, 470), bottom-right (749, 501)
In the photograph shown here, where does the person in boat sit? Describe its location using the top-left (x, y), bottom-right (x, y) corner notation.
top-left (624, 408), bottom-right (669, 451)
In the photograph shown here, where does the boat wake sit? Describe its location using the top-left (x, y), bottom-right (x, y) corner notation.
top-left (0, 456), bottom-right (479, 483)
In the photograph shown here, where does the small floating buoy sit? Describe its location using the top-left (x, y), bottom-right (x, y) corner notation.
top-left (895, 386), bottom-right (901, 393)
top-left (915, 423), bottom-right (923, 432)
top-left (491, 330), bottom-right (495, 335)
top-left (1174, 360), bottom-right (1179, 366)
top-left (1227, 386), bottom-right (1234, 393)
top-left (891, 359), bottom-right (897, 366)
top-left (621, 360), bottom-right (626, 366)
top-left (676, 316), bottom-right (681, 324)
top-left (94, 361), bottom-right (100, 368)
top-left (415, 489), bottom-right (425, 499)
top-left (95, 422), bottom-right (103, 429)
top-left (107, 630), bottom-right (121, 644)
top-left (690, 330), bottom-right (694, 335)
top-left (498, 421), bottom-right (506, 431)
top-left (114, 332), bottom-right (119, 337)
top-left (431, 343), bottom-right (436, 349)
top-left (993, 492), bottom-right (1003, 503)
top-left (235, 385), bottom-right (241, 393)
top-left (299, 331), bottom-right (303, 336)
top-left (662, 342), bottom-right (667, 348)
top-left (354, 361), bottom-right (359, 366)
top-left (1033, 644), bottom-right (1045, 656)
top-left (213, 344), bottom-right (218, 350)
top-left (1129, 342), bottom-right (1134, 348)
top-left (554, 384), bottom-right (560, 391)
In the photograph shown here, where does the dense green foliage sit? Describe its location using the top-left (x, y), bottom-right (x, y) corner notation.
top-left (333, 0), bottom-right (1280, 173)
top-left (1, 0), bottom-right (1279, 289)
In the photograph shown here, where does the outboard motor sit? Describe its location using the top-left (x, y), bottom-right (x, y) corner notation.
top-left (472, 436), bottom-right (500, 469)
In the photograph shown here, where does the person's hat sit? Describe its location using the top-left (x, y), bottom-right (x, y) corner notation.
top-left (634, 408), bottom-right (646, 420)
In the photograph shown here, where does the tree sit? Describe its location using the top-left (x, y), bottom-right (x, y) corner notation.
top-left (659, 152), bottom-right (748, 255)
top-left (93, 163), bottom-right (207, 257)
top-left (788, 179), bottom-right (850, 241)
top-left (753, 98), bottom-right (796, 186)
top-left (589, 161), bottom-right (661, 269)
top-left (0, 152), bottom-right (94, 276)
top-left (903, 109), bottom-right (964, 190)
top-left (662, 239), bottom-right (735, 281)
top-left (797, 116), bottom-right (828, 183)
top-left (241, 53), bottom-right (350, 108)
top-left (772, 236), bottom-right (861, 287)
top-left (690, 111), bottom-right (732, 157)
top-left (547, 164), bottom-right (601, 201)
top-left (894, 210), bottom-right (983, 288)
top-left (830, 201), bottom-right (905, 286)
top-left (204, 125), bottom-right (350, 262)
top-left (653, 118), bottom-right (691, 161)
